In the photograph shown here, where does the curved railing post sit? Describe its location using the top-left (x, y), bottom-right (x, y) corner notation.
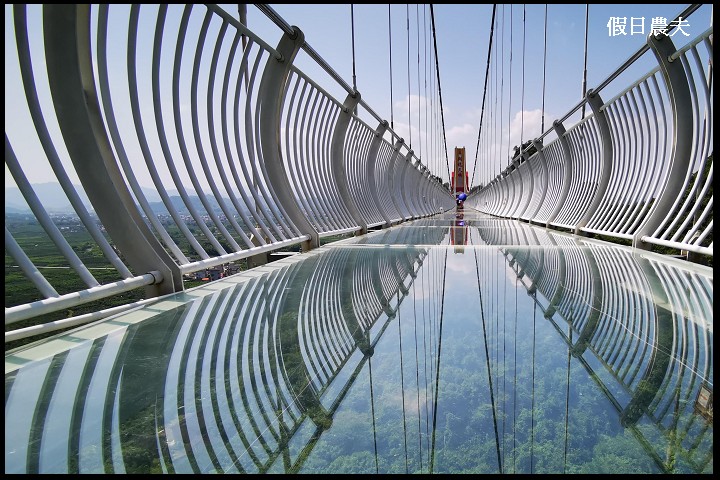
top-left (632, 32), bottom-right (695, 251)
top-left (543, 239), bottom-right (565, 320)
top-left (258, 26), bottom-right (319, 251)
top-left (331, 92), bottom-right (367, 234)
top-left (277, 258), bottom-right (333, 430)
top-left (526, 138), bottom-right (548, 222)
top-left (365, 121), bottom-right (392, 227)
top-left (511, 154), bottom-right (526, 219)
top-left (619, 256), bottom-right (675, 426)
top-left (408, 157), bottom-right (425, 217)
top-left (575, 90), bottom-right (614, 235)
top-left (399, 151), bottom-right (416, 219)
top-left (407, 160), bottom-right (421, 216)
top-left (501, 171), bottom-right (513, 216)
top-left (569, 245), bottom-right (603, 357)
top-left (546, 121), bottom-right (574, 228)
top-left (515, 152), bottom-right (535, 220)
top-left (387, 140), bottom-right (408, 222)
top-left (419, 167), bottom-right (432, 216)
top-left (42, 5), bottom-right (181, 296)
top-left (339, 249), bottom-right (374, 356)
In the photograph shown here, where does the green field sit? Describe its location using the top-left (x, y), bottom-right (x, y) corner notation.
top-left (4, 214), bottom-right (246, 350)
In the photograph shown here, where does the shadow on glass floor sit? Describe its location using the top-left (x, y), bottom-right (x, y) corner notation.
top-left (5, 213), bottom-right (713, 474)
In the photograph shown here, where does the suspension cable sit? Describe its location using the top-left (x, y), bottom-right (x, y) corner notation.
top-left (429, 4), bottom-right (451, 187)
top-left (498, 5), bottom-right (505, 177)
top-left (512, 275), bottom-right (518, 472)
top-left (474, 248), bottom-right (503, 473)
top-left (471, 4), bottom-right (497, 189)
top-left (563, 329), bottom-right (572, 474)
top-left (541, 4), bottom-right (548, 133)
top-left (530, 295), bottom-right (537, 473)
top-left (398, 289), bottom-right (410, 474)
top-left (424, 5), bottom-right (429, 180)
top-left (369, 356), bottom-right (379, 474)
top-left (519, 4), bottom-right (526, 149)
top-left (406, 4), bottom-right (412, 149)
top-left (416, 4), bottom-right (421, 160)
top-left (351, 4), bottom-right (358, 115)
top-left (429, 248), bottom-right (448, 474)
top-left (580, 4), bottom-right (589, 120)
top-left (506, 5), bottom-right (513, 168)
top-left (389, 5), bottom-right (395, 134)
top-left (412, 279), bottom-right (423, 470)
top-left (351, 4), bottom-right (357, 93)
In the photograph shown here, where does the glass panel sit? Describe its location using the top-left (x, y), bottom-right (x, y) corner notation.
top-left (5, 212), bottom-right (713, 474)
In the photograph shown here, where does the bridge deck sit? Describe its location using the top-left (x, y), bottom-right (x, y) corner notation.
top-left (4, 210), bottom-right (713, 474)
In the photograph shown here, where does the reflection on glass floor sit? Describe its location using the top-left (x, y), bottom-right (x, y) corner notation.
top-left (4, 211), bottom-right (713, 474)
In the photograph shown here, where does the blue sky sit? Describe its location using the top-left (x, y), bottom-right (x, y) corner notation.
top-left (239, 4), bottom-right (712, 186)
top-left (5, 4), bottom-right (712, 190)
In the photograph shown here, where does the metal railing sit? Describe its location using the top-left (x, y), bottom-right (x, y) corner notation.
top-left (5, 228), bottom-right (444, 473)
top-left (473, 219), bottom-right (713, 473)
top-left (468, 11), bottom-right (713, 259)
top-left (4, 4), bottom-right (454, 342)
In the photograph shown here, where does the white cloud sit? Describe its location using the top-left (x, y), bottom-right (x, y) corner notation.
top-left (508, 109), bottom-right (544, 146)
top-left (442, 108), bottom-right (548, 185)
top-left (394, 94), bottom-right (431, 118)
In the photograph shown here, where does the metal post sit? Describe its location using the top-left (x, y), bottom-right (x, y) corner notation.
top-left (619, 256), bottom-right (675, 426)
top-left (574, 89), bottom-right (613, 235)
top-left (569, 245), bottom-right (603, 357)
top-left (366, 121), bottom-right (393, 227)
top-left (418, 169), bottom-right (432, 216)
top-left (633, 32), bottom-right (695, 251)
top-left (525, 139), bottom-right (548, 223)
top-left (542, 237), bottom-right (566, 319)
top-left (257, 26), bottom-right (320, 251)
top-left (398, 151), bottom-right (415, 219)
top-left (546, 121), bottom-right (574, 228)
top-left (387, 140), bottom-right (407, 224)
top-left (516, 151), bottom-right (533, 220)
top-left (510, 157), bottom-right (523, 219)
top-left (330, 92), bottom-right (367, 234)
top-left (43, 5), bottom-right (181, 296)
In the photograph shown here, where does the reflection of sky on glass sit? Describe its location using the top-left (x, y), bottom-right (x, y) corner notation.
top-left (5, 212), bottom-right (713, 474)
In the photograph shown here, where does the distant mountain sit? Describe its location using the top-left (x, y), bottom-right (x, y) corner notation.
top-left (5, 182), bottom-right (254, 217)
top-left (4, 182), bottom-right (163, 214)
top-left (145, 194), bottom-right (256, 217)
top-left (4, 182), bottom-right (90, 214)
top-left (4, 203), bottom-right (31, 214)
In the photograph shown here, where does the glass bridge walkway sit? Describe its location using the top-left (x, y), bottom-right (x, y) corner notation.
top-left (5, 211), bottom-right (713, 474)
top-left (5, 4), bottom-right (713, 475)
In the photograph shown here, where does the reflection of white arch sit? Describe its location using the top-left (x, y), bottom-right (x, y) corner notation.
top-left (469, 26), bottom-right (713, 259)
top-left (476, 218), bottom-right (713, 474)
top-left (5, 234), bottom-right (440, 473)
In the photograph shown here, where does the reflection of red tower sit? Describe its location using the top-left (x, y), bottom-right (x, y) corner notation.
top-left (451, 147), bottom-right (468, 194)
top-left (450, 211), bottom-right (467, 254)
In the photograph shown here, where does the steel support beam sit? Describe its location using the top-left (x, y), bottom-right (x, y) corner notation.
top-left (258, 26), bottom-right (319, 251)
top-left (633, 33), bottom-right (695, 250)
top-left (330, 92), bottom-right (367, 234)
top-left (43, 5), bottom-right (181, 296)
top-left (575, 90), bottom-right (613, 235)
top-left (546, 121), bottom-right (574, 228)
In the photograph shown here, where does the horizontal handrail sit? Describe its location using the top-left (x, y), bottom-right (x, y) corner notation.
top-left (470, 11), bottom-right (713, 260)
top-left (5, 3), bottom-right (454, 342)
